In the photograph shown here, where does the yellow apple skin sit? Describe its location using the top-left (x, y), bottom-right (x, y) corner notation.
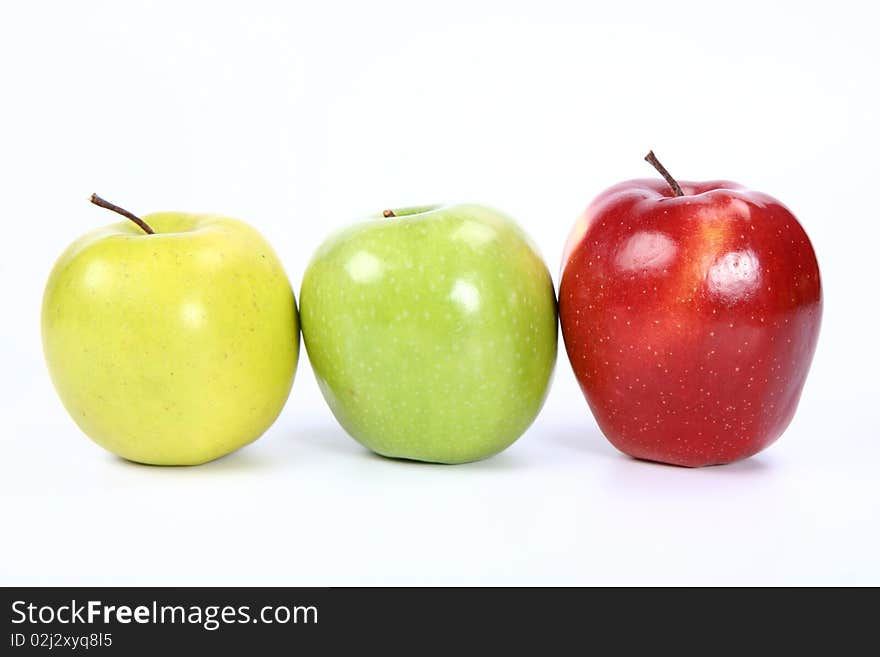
top-left (41, 212), bottom-right (299, 465)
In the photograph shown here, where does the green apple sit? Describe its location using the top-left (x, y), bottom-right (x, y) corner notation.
top-left (300, 203), bottom-right (557, 464)
top-left (41, 195), bottom-right (299, 465)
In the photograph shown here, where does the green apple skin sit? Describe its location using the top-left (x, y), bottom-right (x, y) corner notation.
top-left (300, 204), bottom-right (557, 464)
top-left (42, 213), bottom-right (299, 465)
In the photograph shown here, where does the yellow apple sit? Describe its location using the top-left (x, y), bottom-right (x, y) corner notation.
top-left (41, 196), bottom-right (299, 465)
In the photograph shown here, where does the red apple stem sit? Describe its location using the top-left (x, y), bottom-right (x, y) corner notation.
top-left (644, 151), bottom-right (684, 197)
top-left (382, 209), bottom-right (396, 218)
top-left (89, 194), bottom-right (155, 234)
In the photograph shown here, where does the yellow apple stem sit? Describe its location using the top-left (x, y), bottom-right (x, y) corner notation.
top-left (644, 151), bottom-right (684, 197)
top-left (89, 194), bottom-right (155, 234)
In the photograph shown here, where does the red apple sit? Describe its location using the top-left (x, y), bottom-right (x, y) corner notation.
top-left (559, 153), bottom-right (822, 467)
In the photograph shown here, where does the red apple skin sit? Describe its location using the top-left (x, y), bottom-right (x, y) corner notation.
top-left (559, 179), bottom-right (822, 467)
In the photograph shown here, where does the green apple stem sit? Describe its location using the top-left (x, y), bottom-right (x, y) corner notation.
top-left (644, 151), bottom-right (684, 197)
top-left (89, 194), bottom-right (155, 234)
top-left (382, 209), bottom-right (396, 218)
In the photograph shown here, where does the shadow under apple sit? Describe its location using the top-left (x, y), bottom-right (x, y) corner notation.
top-left (105, 439), bottom-right (290, 474)
top-left (288, 422), bottom-right (529, 472)
top-left (546, 421), bottom-right (622, 461)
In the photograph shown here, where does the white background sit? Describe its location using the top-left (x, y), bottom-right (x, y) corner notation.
top-left (1, 0), bottom-right (878, 585)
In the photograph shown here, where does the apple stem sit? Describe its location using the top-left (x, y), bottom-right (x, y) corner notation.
top-left (382, 209), bottom-right (396, 218)
top-left (644, 151), bottom-right (684, 197)
top-left (89, 194), bottom-right (155, 234)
